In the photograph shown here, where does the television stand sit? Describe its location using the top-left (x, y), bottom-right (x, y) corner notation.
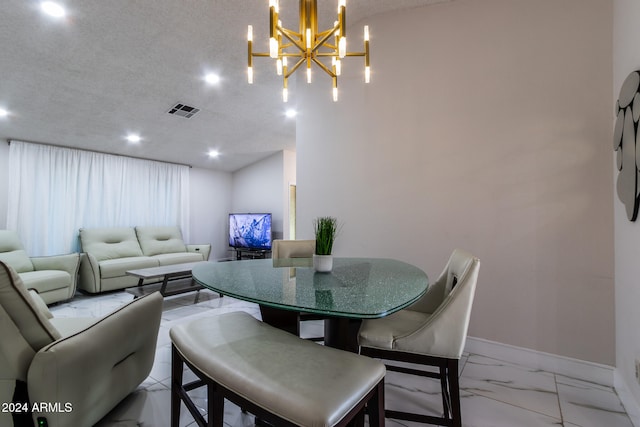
top-left (234, 248), bottom-right (271, 260)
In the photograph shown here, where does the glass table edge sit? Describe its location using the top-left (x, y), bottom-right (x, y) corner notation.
top-left (193, 276), bottom-right (428, 320)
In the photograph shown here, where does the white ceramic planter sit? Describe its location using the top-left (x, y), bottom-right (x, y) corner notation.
top-left (313, 254), bottom-right (333, 273)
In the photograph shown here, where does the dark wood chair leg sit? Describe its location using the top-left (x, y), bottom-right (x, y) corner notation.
top-left (447, 359), bottom-right (461, 427)
top-left (368, 380), bottom-right (385, 427)
top-left (439, 364), bottom-right (451, 419)
top-left (171, 345), bottom-right (184, 427)
top-left (210, 383), bottom-right (224, 427)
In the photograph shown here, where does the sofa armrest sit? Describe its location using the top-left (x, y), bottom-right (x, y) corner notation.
top-left (31, 253), bottom-right (80, 298)
top-left (187, 244), bottom-right (211, 261)
top-left (78, 252), bottom-right (101, 293)
top-left (31, 253), bottom-right (80, 277)
top-left (27, 292), bottom-right (163, 427)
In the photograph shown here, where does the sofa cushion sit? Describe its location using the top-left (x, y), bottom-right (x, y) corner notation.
top-left (136, 226), bottom-right (187, 256)
top-left (99, 256), bottom-right (159, 279)
top-left (19, 270), bottom-right (71, 294)
top-left (153, 252), bottom-right (204, 266)
top-left (0, 262), bottom-right (61, 351)
top-left (80, 227), bottom-right (144, 261)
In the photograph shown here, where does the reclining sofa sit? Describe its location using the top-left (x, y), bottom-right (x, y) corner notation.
top-left (79, 226), bottom-right (211, 293)
top-left (0, 230), bottom-right (79, 304)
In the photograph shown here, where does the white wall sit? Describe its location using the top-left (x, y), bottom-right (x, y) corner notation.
top-left (297, 0), bottom-right (614, 364)
top-left (231, 151), bottom-right (293, 241)
top-left (0, 142), bottom-right (8, 227)
top-left (614, 0), bottom-right (640, 418)
top-left (189, 166), bottom-right (232, 261)
top-left (283, 150), bottom-right (296, 239)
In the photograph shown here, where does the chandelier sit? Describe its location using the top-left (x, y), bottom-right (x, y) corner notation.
top-left (247, 0), bottom-right (370, 102)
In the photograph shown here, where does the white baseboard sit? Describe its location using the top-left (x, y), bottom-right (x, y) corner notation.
top-left (464, 336), bottom-right (614, 387)
top-left (615, 369), bottom-right (640, 427)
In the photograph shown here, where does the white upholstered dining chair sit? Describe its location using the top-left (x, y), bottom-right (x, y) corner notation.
top-left (272, 239), bottom-right (315, 259)
top-left (271, 239), bottom-right (325, 341)
top-left (358, 249), bottom-right (480, 427)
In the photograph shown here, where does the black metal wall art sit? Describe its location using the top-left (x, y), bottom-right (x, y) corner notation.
top-left (614, 70), bottom-right (640, 221)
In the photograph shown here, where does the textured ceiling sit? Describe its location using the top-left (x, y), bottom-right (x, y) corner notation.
top-left (0, 0), bottom-right (447, 171)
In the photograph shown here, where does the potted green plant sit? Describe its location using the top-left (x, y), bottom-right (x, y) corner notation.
top-left (313, 216), bottom-right (339, 272)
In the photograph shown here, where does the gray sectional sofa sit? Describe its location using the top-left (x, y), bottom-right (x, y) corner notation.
top-left (78, 226), bottom-right (211, 293)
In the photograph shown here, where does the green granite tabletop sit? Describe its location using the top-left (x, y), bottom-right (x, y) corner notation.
top-left (192, 257), bottom-right (429, 319)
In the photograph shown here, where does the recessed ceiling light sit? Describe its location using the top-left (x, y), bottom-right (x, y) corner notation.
top-left (208, 149), bottom-right (220, 158)
top-left (0, 109), bottom-right (9, 118)
top-left (126, 134), bottom-right (141, 143)
top-left (285, 109), bottom-right (297, 118)
top-left (40, 1), bottom-right (66, 18)
top-left (204, 73), bottom-right (221, 85)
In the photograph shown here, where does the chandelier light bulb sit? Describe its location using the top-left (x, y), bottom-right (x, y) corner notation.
top-left (283, 57), bottom-right (287, 67)
top-left (269, 37), bottom-right (278, 58)
top-left (338, 37), bottom-right (346, 58)
top-left (306, 28), bottom-right (312, 50)
top-left (276, 59), bottom-right (283, 75)
top-left (333, 87), bottom-right (339, 102)
top-left (247, 25), bottom-right (253, 41)
top-left (248, 67), bottom-right (254, 84)
top-left (283, 88), bottom-right (288, 103)
top-left (269, 0), bottom-right (279, 12)
top-left (307, 67), bottom-right (312, 84)
top-left (332, 57), bottom-right (342, 76)
top-left (364, 25), bottom-right (369, 41)
top-left (365, 66), bottom-right (370, 83)
top-left (338, 0), bottom-right (346, 8)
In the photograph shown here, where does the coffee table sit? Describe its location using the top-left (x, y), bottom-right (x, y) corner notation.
top-left (125, 261), bottom-right (207, 298)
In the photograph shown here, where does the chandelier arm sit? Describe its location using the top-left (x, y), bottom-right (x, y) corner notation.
top-left (285, 57), bottom-right (306, 78)
top-left (251, 52), bottom-right (272, 57)
top-left (279, 27), bottom-right (305, 52)
top-left (344, 52), bottom-right (366, 57)
top-left (312, 28), bottom-right (339, 54)
top-left (311, 57), bottom-right (336, 78)
top-left (316, 29), bottom-right (334, 37)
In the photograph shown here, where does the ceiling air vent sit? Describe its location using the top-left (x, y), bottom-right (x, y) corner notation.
top-left (167, 103), bottom-right (200, 118)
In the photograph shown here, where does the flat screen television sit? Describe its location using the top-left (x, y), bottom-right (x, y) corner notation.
top-left (228, 213), bottom-right (272, 250)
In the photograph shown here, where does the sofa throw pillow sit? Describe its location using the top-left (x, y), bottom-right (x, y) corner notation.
top-left (136, 226), bottom-right (187, 256)
top-left (79, 227), bottom-right (144, 262)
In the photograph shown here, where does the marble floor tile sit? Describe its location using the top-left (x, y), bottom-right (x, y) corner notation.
top-left (47, 290), bottom-right (632, 427)
top-left (556, 375), bottom-right (633, 427)
top-left (460, 354), bottom-right (561, 419)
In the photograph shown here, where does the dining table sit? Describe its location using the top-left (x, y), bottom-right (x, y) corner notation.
top-left (191, 257), bottom-right (429, 352)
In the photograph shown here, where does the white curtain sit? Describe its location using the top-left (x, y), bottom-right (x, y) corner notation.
top-left (7, 141), bottom-right (190, 256)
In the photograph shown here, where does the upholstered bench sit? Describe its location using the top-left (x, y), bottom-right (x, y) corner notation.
top-left (170, 311), bottom-right (386, 427)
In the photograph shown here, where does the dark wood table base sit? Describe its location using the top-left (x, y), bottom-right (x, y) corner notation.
top-left (259, 305), bottom-right (362, 353)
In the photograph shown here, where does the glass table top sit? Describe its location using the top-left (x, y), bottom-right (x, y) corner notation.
top-left (192, 257), bottom-right (429, 319)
